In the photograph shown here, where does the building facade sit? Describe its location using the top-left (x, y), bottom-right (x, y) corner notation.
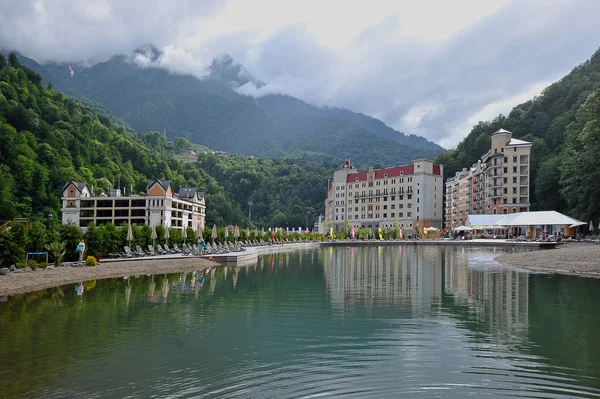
top-left (61, 179), bottom-right (206, 232)
top-left (324, 159), bottom-right (444, 234)
top-left (445, 129), bottom-right (532, 230)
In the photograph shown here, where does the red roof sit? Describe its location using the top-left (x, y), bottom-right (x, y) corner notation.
top-left (346, 164), bottom-right (414, 182)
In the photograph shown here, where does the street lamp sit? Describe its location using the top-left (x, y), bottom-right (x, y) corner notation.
top-left (248, 201), bottom-right (253, 223)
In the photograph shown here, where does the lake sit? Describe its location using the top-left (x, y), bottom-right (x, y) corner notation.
top-left (1, 246), bottom-right (599, 398)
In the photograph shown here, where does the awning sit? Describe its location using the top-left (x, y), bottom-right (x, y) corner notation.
top-left (495, 211), bottom-right (583, 227)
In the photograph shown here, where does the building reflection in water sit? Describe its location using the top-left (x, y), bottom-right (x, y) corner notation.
top-left (145, 274), bottom-right (170, 303)
top-left (443, 247), bottom-right (529, 338)
top-left (323, 246), bottom-right (443, 312)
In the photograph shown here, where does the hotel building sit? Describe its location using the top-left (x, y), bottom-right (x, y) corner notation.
top-left (445, 129), bottom-right (532, 229)
top-left (324, 159), bottom-right (444, 234)
top-left (61, 179), bottom-right (206, 232)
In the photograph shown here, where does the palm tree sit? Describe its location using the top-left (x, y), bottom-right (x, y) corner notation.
top-left (46, 241), bottom-right (67, 267)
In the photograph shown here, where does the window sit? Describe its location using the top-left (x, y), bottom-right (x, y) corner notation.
top-left (399, 212), bottom-right (403, 217)
top-left (391, 196), bottom-right (395, 201)
top-left (407, 212), bottom-right (412, 217)
top-left (513, 177), bottom-right (517, 184)
top-left (503, 188), bottom-right (508, 194)
top-left (417, 207), bottom-right (419, 212)
top-left (504, 177), bottom-right (508, 184)
top-left (514, 147), bottom-right (517, 152)
top-left (383, 213), bottom-right (387, 218)
top-left (383, 196), bottom-right (388, 201)
top-left (512, 207), bottom-right (517, 213)
top-left (503, 167), bottom-right (507, 173)
top-left (391, 204), bottom-right (395, 209)
top-left (407, 194), bottom-right (412, 200)
top-left (513, 187), bottom-right (517, 194)
top-left (417, 189), bottom-right (420, 195)
top-left (417, 198), bottom-right (420, 203)
top-left (383, 205), bottom-right (387, 210)
top-left (503, 208), bottom-right (508, 214)
top-left (513, 166), bottom-right (517, 173)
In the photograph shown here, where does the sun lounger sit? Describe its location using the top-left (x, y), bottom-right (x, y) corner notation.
top-left (134, 246), bottom-right (146, 257)
top-left (124, 246), bottom-right (136, 258)
top-left (146, 245), bottom-right (157, 256)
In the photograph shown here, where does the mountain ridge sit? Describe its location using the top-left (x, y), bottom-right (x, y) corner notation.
top-left (3, 49), bottom-right (444, 166)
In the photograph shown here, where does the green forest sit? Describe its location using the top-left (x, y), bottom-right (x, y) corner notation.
top-left (437, 48), bottom-right (600, 222)
top-left (0, 53), bottom-right (336, 265)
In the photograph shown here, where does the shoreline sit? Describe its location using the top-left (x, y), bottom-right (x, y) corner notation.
top-left (495, 243), bottom-right (600, 278)
top-left (3, 241), bottom-right (598, 296)
top-left (0, 257), bottom-right (216, 296)
top-left (0, 242), bottom-right (321, 296)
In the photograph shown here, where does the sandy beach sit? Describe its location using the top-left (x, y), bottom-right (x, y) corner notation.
top-left (495, 243), bottom-right (600, 278)
top-left (0, 257), bottom-right (216, 296)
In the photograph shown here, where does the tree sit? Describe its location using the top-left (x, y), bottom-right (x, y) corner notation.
top-left (0, 222), bottom-right (26, 267)
top-left (46, 241), bottom-right (66, 267)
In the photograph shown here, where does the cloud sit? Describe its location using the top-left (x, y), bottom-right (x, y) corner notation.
top-left (1, 0), bottom-right (600, 147)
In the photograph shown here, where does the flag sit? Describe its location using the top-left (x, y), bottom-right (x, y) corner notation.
top-left (378, 227), bottom-right (382, 240)
top-left (351, 227), bottom-right (355, 239)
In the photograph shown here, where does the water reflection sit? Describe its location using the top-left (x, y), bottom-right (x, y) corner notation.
top-left (1, 247), bottom-right (600, 399)
top-left (444, 247), bottom-right (530, 340)
top-left (323, 246), bottom-right (442, 311)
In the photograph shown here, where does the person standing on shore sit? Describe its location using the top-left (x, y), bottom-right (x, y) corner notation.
top-left (77, 239), bottom-right (85, 261)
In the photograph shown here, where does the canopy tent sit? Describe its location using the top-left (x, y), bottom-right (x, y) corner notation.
top-left (495, 211), bottom-right (583, 227)
top-left (454, 226), bottom-right (472, 232)
top-left (570, 221), bottom-right (587, 228)
top-left (425, 226), bottom-right (439, 232)
top-left (467, 214), bottom-right (504, 227)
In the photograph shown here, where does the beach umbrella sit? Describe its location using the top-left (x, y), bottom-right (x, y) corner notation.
top-left (150, 225), bottom-right (157, 247)
top-left (224, 227), bottom-right (229, 241)
top-left (590, 220), bottom-right (595, 233)
top-left (182, 226), bottom-right (187, 243)
top-left (211, 224), bottom-right (217, 244)
top-left (197, 227), bottom-right (204, 243)
top-left (246, 227), bottom-right (250, 239)
top-left (234, 225), bottom-right (240, 241)
top-left (126, 223), bottom-right (134, 247)
top-left (164, 226), bottom-right (170, 245)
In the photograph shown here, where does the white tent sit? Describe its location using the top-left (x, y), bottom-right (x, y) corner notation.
top-left (454, 226), bottom-right (472, 232)
top-left (467, 214), bottom-right (504, 227)
top-left (495, 211), bottom-right (583, 227)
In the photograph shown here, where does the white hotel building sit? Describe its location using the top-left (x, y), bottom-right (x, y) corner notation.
top-left (324, 159), bottom-right (444, 234)
top-left (61, 179), bottom-right (206, 232)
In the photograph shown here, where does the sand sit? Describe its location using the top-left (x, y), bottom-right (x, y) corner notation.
top-left (0, 257), bottom-right (216, 296)
top-left (495, 243), bottom-right (600, 278)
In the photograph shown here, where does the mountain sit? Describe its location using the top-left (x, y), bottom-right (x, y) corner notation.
top-left (4, 49), bottom-right (444, 166)
top-left (0, 53), bottom-right (337, 239)
top-left (437, 47), bottom-right (600, 222)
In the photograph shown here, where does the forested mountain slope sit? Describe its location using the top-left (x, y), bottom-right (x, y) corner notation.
top-left (437, 47), bottom-right (600, 221)
top-left (4, 49), bottom-right (444, 166)
top-left (0, 53), bottom-right (334, 229)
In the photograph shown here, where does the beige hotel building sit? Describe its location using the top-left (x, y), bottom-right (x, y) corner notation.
top-left (445, 129), bottom-right (532, 229)
top-left (324, 159), bottom-right (444, 234)
top-left (61, 179), bottom-right (206, 232)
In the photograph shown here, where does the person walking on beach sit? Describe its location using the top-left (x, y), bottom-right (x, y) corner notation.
top-left (77, 239), bottom-right (85, 261)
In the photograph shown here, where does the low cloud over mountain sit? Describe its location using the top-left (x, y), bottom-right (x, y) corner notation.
top-left (2, 0), bottom-right (600, 147)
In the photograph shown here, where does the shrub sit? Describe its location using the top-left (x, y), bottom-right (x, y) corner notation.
top-left (28, 260), bottom-right (38, 270)
top-left (15, 261), bottom-right (26, 269)
top-left (85, 256), bottom-right (97, 266)
top-left (38, 262), bottom-right (48, 269)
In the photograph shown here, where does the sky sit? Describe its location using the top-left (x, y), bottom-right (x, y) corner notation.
top-left (1, 0), bottom-right (600, 148)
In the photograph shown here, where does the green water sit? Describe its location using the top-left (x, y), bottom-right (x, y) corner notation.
top-left (1, 246), bottom-right (599, 398)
